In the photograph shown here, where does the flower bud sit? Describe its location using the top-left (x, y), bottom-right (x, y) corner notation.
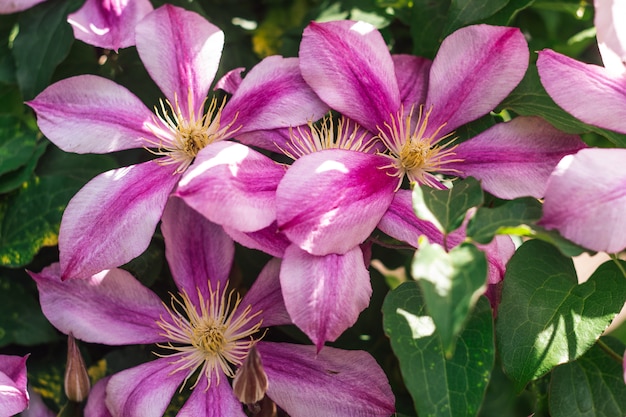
top-left (64, 333), bottom-right (90, 402)
top-left (232, 345), bottom-right (268, 405)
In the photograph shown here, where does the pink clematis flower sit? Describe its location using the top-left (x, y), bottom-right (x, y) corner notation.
top-left (28, 5), bottom-right (326, 279)
top-left (67, 0), bottom-right (154, 51)
top-left (30, 198), bottom-right (396, 417)
top-left (0, 354), bottom-right (29, 417)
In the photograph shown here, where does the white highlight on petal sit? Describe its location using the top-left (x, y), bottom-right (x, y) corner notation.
top-left (88, 24), bottom-right (110, 36)
top-left (396, 308), bottom-right (436, 338)
top-left (350, 21), bottom-right (375, 36)
top-left (315, 160), bottom-right (348, 174)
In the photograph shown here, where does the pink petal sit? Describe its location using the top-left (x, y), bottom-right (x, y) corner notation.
top-left (221, 56), bottom-right (328, 134)
top-left (239, 258), bottom-right (291, 328)
top-left (0, 0), bottom-right (45, 13)
top-left (277, 149), bottom-right (396, 256)
top-left (161, 196), bottom-right (234, 303)
top-left (67, 0), bottom-right (153, 51)
top-left (280, 245), bottom-right (372, 350)
top-left (426, 25), bottom-right (529, 134)
top-left (176, 141), bottom-right (284, 233)
top-left (540, 148), bottom-right (626, 253)
top-left (0, 354), bottom-right (28, 417)
top-left (235, 127), bottom-right (292, 154)
top-left (84, 377), bottom-right (113, 417)
top-left (223, 222), bottom-right (291, 258)
top-left (393, 54), bottom-right (431, 107)
top-left (60, 160), bottom-right (180, 279)
top-left (257, 342), bottom-right (395, 416)
top-left (135, 5), bottom-right (223, 117)
top-left (537, 49), bottom-right (626, 134)
top-left (299, 20), bottom-right (399, 131)
top-left (479, 235), bottom-right (515, 309)
top-left (177, 374), bottom-right (246, 417)
top-left (29, 263), bottom-right (167, 345)
top-left (27, 75), bottom-right (155, 153)
top-left (450, 116), bottom-right (587, 199)
top-left (106, 358), bottom-right (187, 417)
top-left (595, 0), bottom-right (626, 75)
top-left (214, 67), bottom-right (245, 94)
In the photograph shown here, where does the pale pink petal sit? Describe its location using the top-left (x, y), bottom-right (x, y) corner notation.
top-left (27, 75), bottom-right (155, 153)
top-left (177, 141), bottom-right (284, 232)
top-left (0, 355), bottom-right (28, 417)
top-left (223, 222), bottom-right (290, 258)
top-left (280, 245), bottom-right (371, 350)
top-left (376, 189), bottom-right (446, 247)
top-left (595, 0), bottom-right (626, 75)
top-left (277, 149), bottom-right (396, 256)
top-left (177, 374), bottom-right (245, 417)
top-left (393, 54), bottom-right (431, 107)
top-left (540, 148), bottom-right (626, 253)
top-left (106, 359), bottom-right (187, 417)
top-left (537, 49), bottom-right (626, 134)
top-left (235, 127), bottom-right (292, 154)
top-left (450, 116), bottom-right (587, 199)
top-left (0, 0), bottom-right (45, 14)
top-left (426, 25), bottom-right (529, 134)
top-left (214, 67), bottom-right (245, 94)
top-left (479, 235), bottom-right (515, 309)
top-left (29, 263), bottom-right (167, 345)
top-left (240, 258), bottom-right (290, 328)
top-left (59, 160), bottom-right (180, 279)
top-left (67, 0), bottom-right (153, 51)
top-left (257, 342), bottom-right (395, 417)
top-left (84, 377), bottom-right (113, 417)
top-left (135, 5), bottom-right (223, 117)
top-left (161, 196), bottom-right (234, 303)
top-left (299, 20), bottom-right (399, 131)
top-left (221, 56), bottom-right (328, 133)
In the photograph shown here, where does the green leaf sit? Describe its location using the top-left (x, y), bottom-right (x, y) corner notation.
top-left (0, 140), bottom-right (47, 194)
top-left (496, 240), bottom-right (626, 391)
top-left (409, 0), bottom-right (450, 58)
top-left (466, 197), bottom-right (543, 244)
top-left (443, 0), bottom-right (509, 35)
top-left (484, 0), bottom-right (535, 25)
top-left (411, 241), bottom-right (488, 357)
top-left (383, 282), bottom-right (495, 417)
top-left (0, 272), bottom-right (58, 347)
top-left (0, 114), bottom-right (38, 176)
top-left (501, 65), bottom-right (626, 147)
top-left (412, 176), bottom-right (484, 234)
top-left (549, 338), bottom-right (626, 417)
top-left (12, 0), bottom-right (76, 99)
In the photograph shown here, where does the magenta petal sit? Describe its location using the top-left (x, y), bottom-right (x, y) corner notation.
top-left (300, 20), bottom-right (399, 131)
top-left (236, 127), bottom-right (292, 154)
top-left (214, 67), bottom-right (245, 94)
top-left (277, 149), bottom-right (396, 255)
top-left (393, 54), bottom-right (431, 107)
top-left (135, 5), bottom-right (223, 117)
top-left (161, 197), bottom-right (234, 302)
top-left (257, 342), bottom-right (395, 417)
top-left (0, 0), bottom-right (45, 13)
top-left (376, 189), bottom-right (446, 247)
top-left (595, 0), bottom-right (626, 75)
top-left (106, 359), bottom-right (187, 417)
top-left (0, 355), bottom-right (28, 417)
top-left (451, 116), bottom-right (587, 199)
top-left (67, 0), bottom-right (153, 51)
top-left (60, 161), bottom-right (180, 279)
top-left (240, 258), bottom-right (290, 328)
top-left (479, 235), bottom-right (515, 308)
top-left (223, 222), bottom-right (290, 258)
top-left (538, 49), bottom-right (626, 134)
top-left (29, 263), bottom-right (167, 345)
top-left (540, 148), bottom-right (626, 253)
top-left (177, 374), bottom-right (245, 417)
top-left (221, 56), bottom-right (328, 133)
top-left (84, 377), bottom-right (113, 417)
top-left (177, 141), bottom-right (284, 232)
top-left (280, 245), bottom-right (371, 349)
top-left (27, 75), bottom-right (154, 153)
top-left (426, 25), bottom-right (529, 133)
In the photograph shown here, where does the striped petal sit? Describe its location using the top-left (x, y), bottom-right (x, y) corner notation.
top-left (0, 355), bottom-right (28, 417)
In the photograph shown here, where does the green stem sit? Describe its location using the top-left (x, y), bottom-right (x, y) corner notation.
top-left (597, 338), bottom-right (624, 365)
top-left (610, 254), bottom-right (626, 279)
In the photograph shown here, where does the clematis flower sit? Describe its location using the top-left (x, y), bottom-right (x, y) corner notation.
top-left (273, 20), bottom-right (585, 261)
top-left (28, 4), bottom-right (326, 279)
top-left (30, 197), bottom-right (396, 417)
top-left (0, 354), bottom-right (29, 417)
top-left (67, 0), bottom-right (154, 51)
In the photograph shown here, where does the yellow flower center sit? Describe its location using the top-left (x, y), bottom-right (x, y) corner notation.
top-left (144, 90), bottom-right (241, 174)
top-left (155, 281), bottom-right (264, 390)
top-left (377, 105), bottom-right (463, 189)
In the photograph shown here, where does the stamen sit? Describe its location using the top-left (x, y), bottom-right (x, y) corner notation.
top-left (376, 104), bottom-right (464, 190)
top-left (277, 114), bottom-right (378, 160)
top-left (155, 281), bottom-right (264, 391)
